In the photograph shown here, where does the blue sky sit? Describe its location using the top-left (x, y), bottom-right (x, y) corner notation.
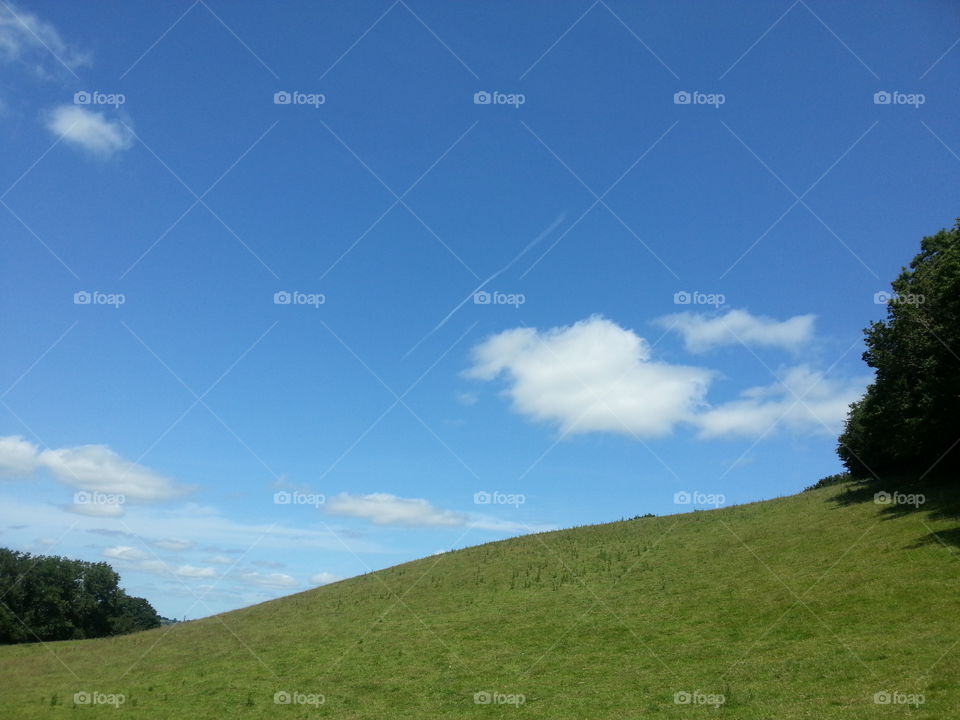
top-left (1, 0), bottom-right (957, 619)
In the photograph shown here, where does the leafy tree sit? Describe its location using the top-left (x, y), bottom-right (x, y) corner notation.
top-left (838, 220), bottom-right (960, 478)
top-left (109, 594), bottom-right (162, 635)
top-left (0, 548), bottom-right (161, 644)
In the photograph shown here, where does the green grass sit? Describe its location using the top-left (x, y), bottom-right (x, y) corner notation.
top-left (2, 479), bottom-right (959, 718)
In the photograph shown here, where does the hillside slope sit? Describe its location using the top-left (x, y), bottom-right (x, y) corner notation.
top-left (1, 480), bottom-right (958, 718)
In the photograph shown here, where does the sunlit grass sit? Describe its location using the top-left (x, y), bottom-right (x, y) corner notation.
top-left (1, 480), bottom-right (957, 718)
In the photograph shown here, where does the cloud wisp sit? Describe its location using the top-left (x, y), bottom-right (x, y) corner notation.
top-left (325, 492), bottom-right (554, 534)
top-left (656, 309), bottom-right (815, 353)
top-left (45, 105), bottom-right (133, 157)
top-left (0, 2), bottom-right (91, 75)
top-left (0, 435), bottom-right (192, 504)
top-left (695, 365), bottom-right (868, 439)
top-left (326, 492), bottom-right (467, 527)
top-left (103, 546), bottom-right (217, 579)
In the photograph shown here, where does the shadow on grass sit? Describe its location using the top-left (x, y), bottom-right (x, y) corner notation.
top-left (829, 474), bottom-right (960, 549)
top-left (908, 526), bottom-right (960, 552)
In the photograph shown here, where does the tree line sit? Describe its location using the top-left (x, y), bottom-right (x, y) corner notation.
top-left (0, 548), bottom-right (161, 644)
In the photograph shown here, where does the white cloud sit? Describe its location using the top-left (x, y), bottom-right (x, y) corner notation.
top-left (657, 309), bottom-right (815, 353)
top-left (0, 3), bottom-right (90, 74)
top-left (326, 492), bottom-right (466, 527)
top-left (695, 366), bottom-right (868, 439)
top-left (467, 315), bottom-right (867, 443)
top-left (325, 492), bottom-right (556, 534)
top-left (207, 555), bottom-right (234, 565)
top-left (45, 105), bottom-right (133, 157)
top-left (41, 443), bottom-right (187, 501)
top-left (0, 435), bottom-right (41, 475)
top-left (79, 501), bottom-right (381, 555)
top-left (103, 545), bottom-right (148, 561)
top-left (134, 560), bottom-right (216, 579)
top-left (102, 546), bottom-right (216, 579)
top-left (175, 565), bottom-right (217, 579)
top-left (240, 571), bottom-right (298, 589)
top-left (136, 560), bottom-right (168, 574)
top-left (309, 572), bottom-right (341, 586)
top-left (466, 315), bottom-right (711, 437)
top-left (153, 538), bottom-right (194, 552)
top-left (0, 436), bottom-right (191, 502)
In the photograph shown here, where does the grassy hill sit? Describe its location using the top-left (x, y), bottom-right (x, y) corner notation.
top-left (1, 478), bottom-right (958, 718)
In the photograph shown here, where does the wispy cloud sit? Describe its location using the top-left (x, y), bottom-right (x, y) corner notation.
top-left (239, 571), bottom-right (297, 589)
top-left (45, 106), bottom-right (133, 157)
top-left (326, 492), bottom-right (466, 527)
top-left (695, 365), bottom-right (868, 439)
top-left (0, 435), bottom-right (191, 502)
top-left (103, 545), bottom-right (148, 562)
top-left (0, 2), bottom-right (91, 76)
top-left (656, 309), bottom-right (815, 353)
top-left (324, 492), bottom-right (553, 533)
top-left (103, 546), bottom-right (217, 579)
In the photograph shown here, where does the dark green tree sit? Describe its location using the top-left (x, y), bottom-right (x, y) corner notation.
top-left (838, 220), bottom-right (960, 478)
top-left (0, 548), bottom-right (161, 644)
top-left (109, 593), bottom-right (163, 635)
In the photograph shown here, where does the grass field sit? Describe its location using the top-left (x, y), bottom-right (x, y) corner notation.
top-left (1, 477), bottom-right (958, 718)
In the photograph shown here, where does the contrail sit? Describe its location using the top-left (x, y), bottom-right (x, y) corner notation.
top-left (402, 212), bottom-right (567, 360)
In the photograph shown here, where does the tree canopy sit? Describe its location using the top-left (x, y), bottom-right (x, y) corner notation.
top-left (0, 548), bottom-right (161, 644)
top-left (838, 220), bottom-right (960, 479)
